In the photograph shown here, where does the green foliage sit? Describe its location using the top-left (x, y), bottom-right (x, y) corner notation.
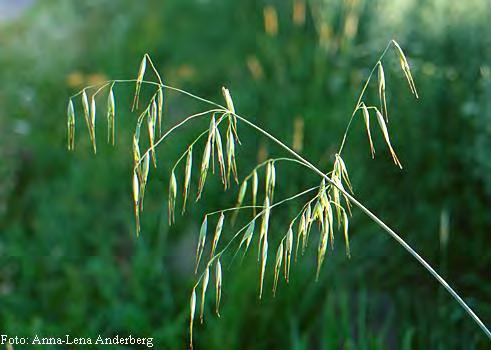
top-left (0, 0), bottom-right (490, 348)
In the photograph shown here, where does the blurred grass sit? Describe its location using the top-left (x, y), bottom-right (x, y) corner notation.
top-left (0, 0), bottom-right (490, 348)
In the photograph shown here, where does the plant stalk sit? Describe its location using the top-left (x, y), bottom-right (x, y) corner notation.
top-left (233, 113), bottom-right (491, 339)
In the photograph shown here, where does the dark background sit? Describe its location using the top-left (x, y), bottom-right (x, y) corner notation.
top-left (0, 0), bottom-right (490, 349)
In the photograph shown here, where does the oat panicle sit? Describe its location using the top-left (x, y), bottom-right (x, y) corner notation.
top-left (67, 41), bottom-right (491, 345)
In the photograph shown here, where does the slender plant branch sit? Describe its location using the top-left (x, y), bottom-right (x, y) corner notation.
top-left (243, 157), bottom-right (313, 180)
top-left (338, 41), bottom-right (392, 155)
top-left (231, 112), bottom-right (491, 339)
top-left (71, 79), bottom-right (225, 109)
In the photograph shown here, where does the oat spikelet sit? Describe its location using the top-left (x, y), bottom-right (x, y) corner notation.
top-left (67, 99), bottom-right (75, 151)
top-left (197, 138), bottom-right (211, 201)
top-left (284, 225), bottom-right (293, 282)
top-left (325, 197), bottom-right (335, 250)
top-left (132, 171), bottom-right (140, 236)
top-left (316, 220), bottom-right (329, 281)
top-left (361, 103), bottom-right (375, 158)
top-left (232, 180), bottom-right (248, 225)
top-left (133, 56), bottom-right (147, 110)
top-left (305, 202), bottom-right (313, 233)
top-left (82, 92), bottom-right (96, 154)
top-left (140, 153), bottom-right (150, 211)
top-left (335, 154), bottom-right (353, 193)
top-left (209, 116), bottom-right (216, 173)
top-left (132, 133), bottom-right (141, 164)
top-left (132, 133), bottom-right (142, 183)
top-left (375, 109), bottom-right (402, 169)
top-left (148, 100), bottom-right (157, 167)
top-left (265, 161), bottom-right (276, 202)
top-left (226, 128), bottom-right (238, 184)
top-left (329, 173), bottom-right (341, 226)
top-left (82, 90), bottom-right (89, 116)
top-left (210, 212), bottom-right (225, 258)
top-left (215, 259), bottom-right (222, 317)
top-left (265, 161), bottom-right (272, 199)
top-left (182, 146), bottom-right (193, 214)
top-left (342, 210), bottom-right (351, 258)
top-left (189, 288), bottom-right (196, 350)
top-left (239, 219), bottom-right (255, 255)
top-left (259, 197), bottom-right (270, 261)
top-left (168, 170), bottom-right (177, 225)
top-left (90, 96), bottom-right (97, 153)
top-left (157, 88), bottom-right (164, 136)
top-left (252, 170), bottom-right (258, 216)
top-left (273, 241), bottom-right (283, 296)
top-left (378, 62), bottom-right (388, 121)
top-left (214, 126), bottom-right (227, 187)
top-left (259, 236), bottom-right (268, 299)
top-left (81, 91), bottom-right (92, 145)
top-left (221, 87), bottom-right (239, 142)
top-left (222, 87), bottom-right (235, 113)
top-left (107, 87), bottom-right (116, 145)
top-left (195, 216), bottom-right (207, 273)
top-left (303, 207), bottom-right (313, 246)
top-left (299, 213), bottom-right (307, 255)
top-left (392, 40), bottom-right (418, 98)
top-left (200, 267), bottom-right (209, 324)
top-left (312, 200), bottom-right (323, 223)
top-left (295, 220), bottom-right (303, 262)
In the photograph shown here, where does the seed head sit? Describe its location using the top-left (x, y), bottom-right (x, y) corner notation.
top-left (189, 288), bottom-right (196, 350)
top-left (197, 139), bottom-right (211, 201)
top-left (200, 267), bottom-right (209, 324)
top-left (157, 88), bottom-right (164, 136)
top-left (392, 40), bottom-right (418, 98)
top-left (252, 170), bottom-right (258, 216)
top-left (195, 216), bottom-right (208, 273)
top-left (273, 241), bottom-right (283, 296)
top-left (182, 146), bottom-right (193, 213)
top-left (259, 236), bottom-right (268, 299)
top-left (361, 103), bottom-right (375, 158)
top-left (378, 63), bottom-right (388, 121)
top-left (215, 259), bottom-right (222, 317)
top-left (210, 212), bottom-right (225, 258)
top-left (133, 56), bottom-right (147, 110)
top-left (168, 170), bottom-right (177, 225)
top-left (375, 108), bottom-right (402, 169)
top-left (107, 87), bottom-right (116, 145)
top-left (67, 99), bottom-right (75, 150)
top-left (284, 225), bottom-right (293, 282)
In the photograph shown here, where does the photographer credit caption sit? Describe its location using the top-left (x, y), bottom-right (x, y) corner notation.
top-left (1, 334), bottom-right (154, 348)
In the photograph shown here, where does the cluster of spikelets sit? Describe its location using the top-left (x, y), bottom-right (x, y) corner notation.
top-left (66, 40), bottom-right (418, 349)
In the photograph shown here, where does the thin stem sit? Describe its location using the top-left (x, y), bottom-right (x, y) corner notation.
top-left (206, 205), bottom-right (263, 217)
top-left (243, 157), bottom-right (311, 181)
top-left (71, 79), bottom-right (225, 109)
top-left (143, 54), bottom-right (163, 85)
top-left (338, 41), bottom-right (393, 155)
top-left (92, 82), bottom-right (112, 98)
top-left (232, 112), bottom-right (491, 339)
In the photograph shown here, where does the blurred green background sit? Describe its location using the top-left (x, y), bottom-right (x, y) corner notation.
top-left (0, 0), bottom-right (490, 349)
